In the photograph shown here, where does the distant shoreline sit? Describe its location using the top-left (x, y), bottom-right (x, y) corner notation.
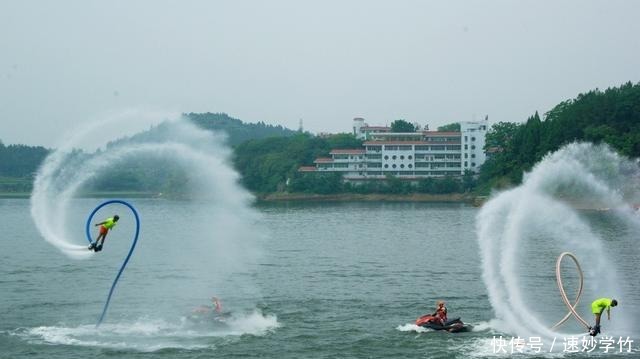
top-left (0, 191), bottom-right (487, 206)
top-left (0, 192), bottom-right (31, 199)
top-left (258, 192), bottom-right (485, 205)
top-left (0, 191), bottom-right (161, 199)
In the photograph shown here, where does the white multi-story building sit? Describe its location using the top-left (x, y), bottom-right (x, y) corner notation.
top-left (300, 118), bottom-right (488, 181)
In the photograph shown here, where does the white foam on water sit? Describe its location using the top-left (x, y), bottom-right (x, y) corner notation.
top-left (225, 310), bottom-right (281, 335)
top-left (11, 310), bottom-right (279, 351)
top-left (472, 320), bottom-right (497, 332)
top-left (396, 323), bottom-right (432, 333)
top-left (457, 337), bottom-right (568, 358)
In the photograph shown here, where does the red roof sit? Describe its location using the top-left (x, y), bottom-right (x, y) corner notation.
top-left (363, 141), bottom-right (427, 145)
top-left (363, 141), bottom-right (461, 145)
top-left (314, 157), bottom-right (333, 163)
top-left (422, 131), bottom-right (461, 136)
top-left (298, 166), bottom-right (317, 172)
top-left (330, 149), bottom-right (365, 154)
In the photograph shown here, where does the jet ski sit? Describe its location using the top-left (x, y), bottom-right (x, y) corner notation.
top-left (415, 315), bottom-right (471, 333)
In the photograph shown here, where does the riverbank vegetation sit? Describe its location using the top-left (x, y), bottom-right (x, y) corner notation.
top-left (1, 82), bottom-right (639, 198)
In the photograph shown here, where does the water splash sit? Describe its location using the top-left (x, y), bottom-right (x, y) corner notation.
top-left (28, 110), bottom-right (272, 338)
top-left (30, 112), bottom-right (254, 259)
top-left (396, 323), bottom-right (431, 333)
top-left (477, 142), bottom-right (640, 339)
top-left (10, 310), bottom-right (279, 352)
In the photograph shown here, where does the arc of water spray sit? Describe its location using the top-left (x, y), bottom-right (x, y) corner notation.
top-left (85, 200), bottom-right (140, 327)
top-left (551, 252), bottom-right (591, 330)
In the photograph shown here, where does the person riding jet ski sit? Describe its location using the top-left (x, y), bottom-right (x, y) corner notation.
top-left (415, 300), bottom-right (470, 332)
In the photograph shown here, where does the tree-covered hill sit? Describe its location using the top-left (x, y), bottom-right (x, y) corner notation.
top-left (479, 81), bottom-right (640, 189)
top-left (0, 113), bottom-right (297, 193)
top-left (0, 142), bottom-right (49, 192)
top-left (187, 112), bottom-right (297, 146)
top-left (106, 112), bottom-right (297, 149)
top-left (2, 82), bottom-right (640, 196)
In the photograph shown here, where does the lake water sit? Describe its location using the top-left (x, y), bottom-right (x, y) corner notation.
top-left (1, 199), bottom-right (638, 358)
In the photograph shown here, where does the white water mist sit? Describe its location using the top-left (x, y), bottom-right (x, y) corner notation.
top-left (29, 111), bottom-right (271, 339)
top-left (477, 142), bottom-right (639, 339)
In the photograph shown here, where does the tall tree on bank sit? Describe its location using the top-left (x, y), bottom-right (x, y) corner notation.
top-left (437, 123), bottom-right (461, 132)
top-left (390, 119), bottom-right (416, 132)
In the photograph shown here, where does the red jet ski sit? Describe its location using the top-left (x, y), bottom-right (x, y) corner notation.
top-left (415, 315), bottom-right (470, 332)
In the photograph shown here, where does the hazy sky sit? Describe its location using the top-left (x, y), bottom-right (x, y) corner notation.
top-left (1, 0), bottom-right (639, 147)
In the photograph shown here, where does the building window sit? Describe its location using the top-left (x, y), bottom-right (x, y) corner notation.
top-left (465, 136), bottom-right (468, 142)
top-left (400, 155), bottom-right (404, 160)
top-left (464, 144), bottom-right (468, 150)
top-left (392, 164), bottom-right (397, 169)
top-left (408, 164), bottom-right (413, 168)
top-left (464, 153), bottom-right (468, 158)
top-left (471, 154), bottom-right (476, 158)
top-left (392, 155), bottom-right (397, 160)
top-left (400, 164), bottom-right (405, 168)
top-left (471, 162), bottom-right (476, 167)
top-left (471, 137), bottom-right (476, 141)
top-left (384, 155), bottom-right (389, 160)
top-left (384, 164), bottom-right (389, 168)
top-left (464, 161), bottom-right (468, 167)
top-left (408, 155), bottom-right (413, 160)
top-left (471, 145), bottom-right (476, 150)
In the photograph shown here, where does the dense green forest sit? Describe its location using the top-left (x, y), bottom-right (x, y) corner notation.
top-left (478, 81), bottom-right (640, 190)
top-left (0, 113), bottom-right (296, 193)
top-left (233, 133), bottom-right (362, 193)
top-left (2, 82), bottom-right (639, 196)
top-left (0, 142), bottom-right (49, 192)
top-left (240, 82), bottom-right (640, 195)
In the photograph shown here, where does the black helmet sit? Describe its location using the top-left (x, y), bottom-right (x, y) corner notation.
top-left (611, 299), bottom-right (618, 306)
top-left (114, 215), bottom-right (120, 221)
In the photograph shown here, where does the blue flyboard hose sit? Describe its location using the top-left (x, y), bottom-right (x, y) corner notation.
top-left (85, 199), bottom-right (140, 327)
